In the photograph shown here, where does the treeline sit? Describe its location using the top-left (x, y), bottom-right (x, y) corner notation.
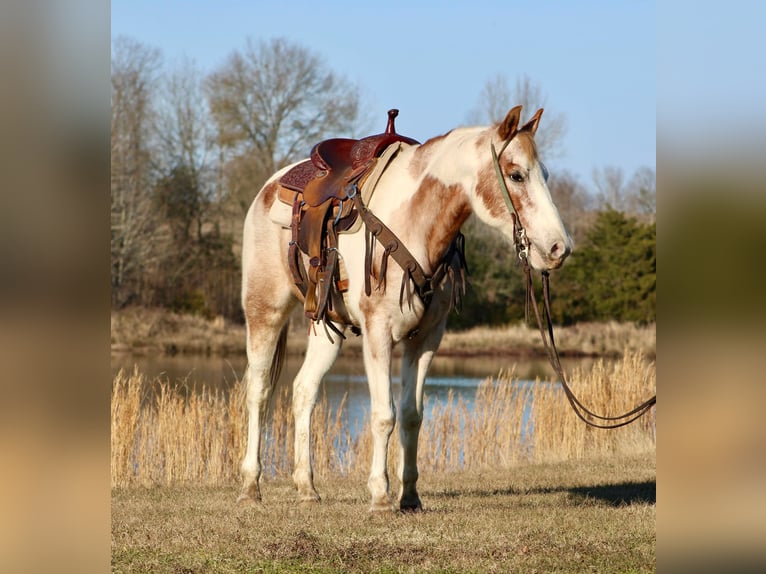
top-left (451, 208), bottom-right (655, 329)
top-left (111, 36), bottom-right (364, 320)
top-left (111, 36), bottom-right (655, 327)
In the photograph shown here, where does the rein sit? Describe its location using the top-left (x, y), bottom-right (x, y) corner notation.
top-left (491, 139), bottom-right (656, 429)
top-left (525, 264), bottom-right (656, 428)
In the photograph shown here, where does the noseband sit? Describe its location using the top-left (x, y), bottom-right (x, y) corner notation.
top-left (491, 138), bottom-right (656, 429)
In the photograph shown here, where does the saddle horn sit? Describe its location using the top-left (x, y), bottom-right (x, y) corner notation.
top-left (385, 109), bottom-right (400, 134)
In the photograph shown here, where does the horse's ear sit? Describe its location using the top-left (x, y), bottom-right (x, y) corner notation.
top-left (520, 108), bottom-right (544, 135)
top-left (498, 105), bottom-right (523, 141)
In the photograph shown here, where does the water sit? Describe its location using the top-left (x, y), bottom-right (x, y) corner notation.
top-left (111, 352), bottom-right (600, 440)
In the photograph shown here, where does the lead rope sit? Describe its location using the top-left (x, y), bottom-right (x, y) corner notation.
top-left (492, 137), bottom-right (655, 428)
top-left (526, 262), bottom-right (656, 428)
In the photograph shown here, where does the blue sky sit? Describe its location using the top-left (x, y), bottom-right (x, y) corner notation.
top-left (112, 0), bottom-right (656, 189)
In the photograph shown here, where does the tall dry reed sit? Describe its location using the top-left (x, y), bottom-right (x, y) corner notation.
top-left (528, 351), bottom-right (656, 463)
top-left (111, 352), bottom-right (655, 487)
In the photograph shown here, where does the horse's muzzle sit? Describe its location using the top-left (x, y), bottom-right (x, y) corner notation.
top-left (547, 239), bottom-right (571, 269)
top-left (529, 238), bottom-right (571, 270)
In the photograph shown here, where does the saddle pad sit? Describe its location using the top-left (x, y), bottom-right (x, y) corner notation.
top-left (267, 141), bottom-right (407, 230)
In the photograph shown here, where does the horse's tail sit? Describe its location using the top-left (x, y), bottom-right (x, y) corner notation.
top-left (269, 321), bottom-right (290, 389)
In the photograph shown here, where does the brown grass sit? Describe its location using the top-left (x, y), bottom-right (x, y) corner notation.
top-left (112, 455), bottom-right (656, 573)
top-left (439, 321), bottom-right (656, 358)
top-left (111, 352), bottom-right (655, 488)
top-left (110, 307), bottom-right (245, 356)
top-left (110, 307), bottom-right (656, 359)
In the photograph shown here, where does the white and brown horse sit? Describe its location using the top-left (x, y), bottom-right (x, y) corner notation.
top-left (238, 106), bottom-right (572, 511)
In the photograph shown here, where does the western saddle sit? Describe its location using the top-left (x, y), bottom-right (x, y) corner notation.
top-left (278, 109), bottom-right (466, 338)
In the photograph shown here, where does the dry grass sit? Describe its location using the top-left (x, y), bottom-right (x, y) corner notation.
top-left (110, 307), bottom-right (245, 356)
top-left (111, 307), bottom-right (656, 359)
top-left (111, 352), bottom-right (655, 488)
top-left (439, 321), bottom-right (656, 358)
top-left (112, 354), bottom-right (655, 573)
top-left (112, 455), bottom-right (656, 573)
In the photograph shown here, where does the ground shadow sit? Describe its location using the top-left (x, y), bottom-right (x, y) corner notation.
top-left (428, 480), bottom-right (655, 506)
top-left (567, 480), bottom-right (655, 506)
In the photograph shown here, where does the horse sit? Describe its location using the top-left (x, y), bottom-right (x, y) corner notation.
top-left (238, 105), bottom-right (573, 511)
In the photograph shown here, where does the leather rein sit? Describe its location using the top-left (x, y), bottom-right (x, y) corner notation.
top-left (491, 139), bottom-right (657, 429)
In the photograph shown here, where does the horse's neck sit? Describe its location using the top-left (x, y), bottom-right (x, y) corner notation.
top-left (382, 128), bottom-right (487, 271)
top-left (420, 127), bottom-right (487, 183)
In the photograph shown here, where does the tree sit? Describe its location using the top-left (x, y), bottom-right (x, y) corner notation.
top-left (149, 59), bottom-right (246, 319)
top-left (154, 60), bottom-right (217, 241)
top-left (552, 210), bottom-right (656, 324)
top-left (547, 169), bottom-right (593, 245)
top-left (447, 216), bottom-right (528, 330)
top-left (626, 166), bottom-right (656, 221)
top-left (154, 164), bottom-right (204, 243)
top-left (150, 162), bottom-right (241, 319)
top-left (467, 74), bottom-right (567, 160)
top-left (593, 165), bottom-right (656, 222)
top-left (205, 37), bottom-right (364, 214)
top-left (155, 58), bottom-right (216, 186)
top-left (111, 36), bottom-right (162, 307)
top-left (592, 165), bottom-right (627, 212)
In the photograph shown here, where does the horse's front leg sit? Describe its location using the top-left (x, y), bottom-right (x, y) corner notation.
top-left (362, 319), bottom-right (396, 512)
top-left (398, 318), bottom-right (447, 511)
top-left (292, 323), bottom-right (344, 502)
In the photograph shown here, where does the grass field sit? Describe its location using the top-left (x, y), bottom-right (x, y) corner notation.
top-left (111, 350), bottom-right (655, 572)
top-left (112, 454), bottom-right (655, 573)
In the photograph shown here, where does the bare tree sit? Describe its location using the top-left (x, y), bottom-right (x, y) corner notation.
top-left (150, 59), bottom-right (247, 318)
top-left (548, 170), bottom-right (593, 245)
top-left (592, 165), bottom-right (627, 212)
top-left (466, 75), bottom-right (513, 128)
top-left (154, 59), bottom-right (219, 237)
top-left (156, 59), bottom-right (215, 183)
top-left (205, 37), bottom-right (363, 212)
top-left (626, 166), bottom-right (656, 221)
top-left (467, 74), bottom-right (567, 160)
top-left (111, 36), bottom-right (162, 307)
top-left (593, 165), bottom-right (655, 221)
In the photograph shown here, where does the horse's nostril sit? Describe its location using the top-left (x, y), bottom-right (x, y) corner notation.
top-left (550, 241), bottom-right (571, 260)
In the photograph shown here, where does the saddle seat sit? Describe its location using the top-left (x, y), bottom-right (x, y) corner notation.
top-left (280, 109), bottom-right (420, 206)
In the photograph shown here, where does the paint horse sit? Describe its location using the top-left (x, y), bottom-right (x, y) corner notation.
top-left (238, 106), bottom-right (573, 511)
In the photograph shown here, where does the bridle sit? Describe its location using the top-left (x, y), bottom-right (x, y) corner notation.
top-left (491, 139), bottom-right (657, 429)
top-left (491, 139), bottom-right (530, 261)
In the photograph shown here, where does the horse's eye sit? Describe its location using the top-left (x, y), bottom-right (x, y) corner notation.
top-left (510, 172), bottom-right (524, 183)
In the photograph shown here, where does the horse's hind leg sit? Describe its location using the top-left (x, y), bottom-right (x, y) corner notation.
top-left (237, 283), bottom-right (295, 506)
top-left (398, 317), bottom-right (447, 511)
top-left (292, 324), bottom-right (344, 502)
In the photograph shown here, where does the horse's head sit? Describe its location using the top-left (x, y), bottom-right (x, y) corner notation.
top-left (476, 106), bottom-right (573, 271)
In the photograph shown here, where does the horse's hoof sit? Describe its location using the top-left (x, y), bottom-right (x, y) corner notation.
top-left (299, 494), bottom-right (321, 505)
top-left (368, 499), bottom-right (396, 513)
top-left (236, 493), bottom-right (261, 509)
top-left (399, 500), bottom-right (423, 513)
